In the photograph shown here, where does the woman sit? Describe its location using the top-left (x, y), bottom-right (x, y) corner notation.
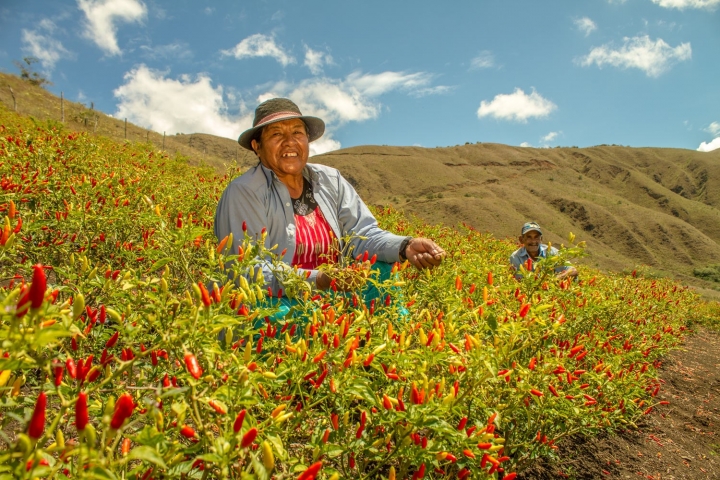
top-left (214, 98), bottom-right (445, 296)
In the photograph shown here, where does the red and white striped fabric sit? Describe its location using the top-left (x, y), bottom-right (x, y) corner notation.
top-left (291, 208), bottom-right (337, 270)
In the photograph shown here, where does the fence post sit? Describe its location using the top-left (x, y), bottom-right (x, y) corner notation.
top-left (9, 87), bottom-right (16, 112)
top-left (60, 91), bottom-right (64, 121)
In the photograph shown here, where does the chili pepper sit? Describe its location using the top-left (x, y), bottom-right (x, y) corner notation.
top-left (477, 442), bottom-right (492, 449)
top-left (297, 461), bottom-right (323, 480)
top-left (151, 350), bottom-right (158, 366)
top-left (233, 409), bottom-right (246, 433)
top-left (462, 449), bottom-right (475, 459)
top-left (530, 389), bottom-right (544, 397)
top-left (331, 413), bottom-right (339, 430)
top-left (110, 393), bottom-right (135, 429)
top-left (76, 392), bottom-right (89, 431)
top-left (504, 474), bottom-right (517, 480)
top-left (458, 468), bottom-right (471, 480)
top-left (180, 425), bottom-right (197, 439)
top-left (29, 264), bottom-right (46, 309)
top-left (162, 373), bottom-right (170, 388)
top-left (455, 276), bottom-right (462, 291)
top-left (548, 385), bottom-right (559, 397)
top-left (457, 416), bottom-right (468, 431)
top-left (184, 352), bottom-right (203, 379)
top-left (53, 361), bottom-right (64, 386)
top-left (208, 400), bottom-right (226, 415)
top-left (28, 391), bottom-right (47, 439)
top-left (487, 271), bottom-right (493, 285)
top-left (519, 303), bottom-right (530, 318)
top-left (412, 463), bottom-right (426, 480)
top-left (99, 305), bottom-right (106, 324)
top-left (240, 427), bottom-right (257, 448)
top-left (312, 350), bottom-right (327, 363)
top-left (122, 437), bottom-right (131, 456)
top-left (528, 357), bottom-right (537, 370)
top-left (106, 331), bottom-right (120, 348)
top-left (198, 282), bottom-right (212, 307)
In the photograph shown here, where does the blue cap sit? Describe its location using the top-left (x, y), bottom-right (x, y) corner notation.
top-left (521, 222), bottom-right (543, 235)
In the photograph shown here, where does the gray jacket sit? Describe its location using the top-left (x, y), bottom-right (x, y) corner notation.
top-left (214, 162), bottom-right (406, 292)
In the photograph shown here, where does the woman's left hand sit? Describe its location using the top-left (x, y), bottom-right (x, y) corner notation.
top-left (404, 238), bottom-right (446, 269)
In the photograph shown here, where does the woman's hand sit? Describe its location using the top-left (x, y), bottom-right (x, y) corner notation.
top-left (404, 238), bottom-right (446, 269)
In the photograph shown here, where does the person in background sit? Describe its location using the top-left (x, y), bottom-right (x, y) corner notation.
top-left (214, 98), bottom-right (445, 296)
top-left (509, 222), bottom-right (578, 280)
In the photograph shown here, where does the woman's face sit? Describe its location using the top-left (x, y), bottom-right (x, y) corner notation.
top-left (251, 118), bottom-right (309, 179)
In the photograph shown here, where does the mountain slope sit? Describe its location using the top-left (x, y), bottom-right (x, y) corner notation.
top-left (2, 71), bottom-right (718, 296)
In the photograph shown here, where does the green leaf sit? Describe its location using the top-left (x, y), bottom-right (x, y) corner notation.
top-left (148, 257), bottom-right (173, 273)
top-left (126, 446), bottom-right (168, 469)
top-left (32, 327), bottom-right (74, 348)
top-left (250, 453), bottom-right (269, 480)
top-left (266, 434), bottom-right (287, 461)
top-left (486, 314), bottom-right (498, 332)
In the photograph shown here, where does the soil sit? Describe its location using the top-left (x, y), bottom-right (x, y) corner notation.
top-left (521, 327), bottom-right (720, 480)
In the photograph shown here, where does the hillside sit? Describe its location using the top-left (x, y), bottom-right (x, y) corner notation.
top-left (1, 71), bottom-right (719, 297)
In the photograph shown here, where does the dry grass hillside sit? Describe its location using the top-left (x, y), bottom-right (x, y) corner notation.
top-left (2, 71), bottom-right (719, 297)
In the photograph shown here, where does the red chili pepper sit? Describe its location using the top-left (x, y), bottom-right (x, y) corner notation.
top-left (233, 409), bottom-right (246, 433)
top-left (184, 352), bottom-right (203, 379)
top-left (180, 425), bottom-right (197, 439)
top-left (504, 474), bottom-right (517, 480)
top-left (297, 461), bottom-right (322, 480)
top-left (151, 350), bottom-right (158, 366)
top-left (455, 276), bottom-right (462, 291)
top-left (110, 393), bottom-right (135, 429)
top-left (99, 305), bottom-right (106, 324)
top-left (29, 264), bottom-right (47, 309)
top-left (106, 331), bottom-right (120, 348)
top-left (75, 392), bottom-right (89, 431)
top-left (208, 400), bottom-right (226, 415)
top-left (240, 427), bottom-right (257, 448)
top-left (528, 357), bottom-right (537, 370)
top-left (530, 389), bottom-right (544, 397)
top-left (162, 373), bottom-right (171, 388)
top-left (53, 361), bottom-right (64, 386)
top-left (519, 303), bottom-right (530, 318)
top-left (198, 282), bottom-right (212, 307)
top-left (28, 391), bottom-right (47, 439)
top-left (66, 357), bottom-right (77, 379)
top-left (487, 271), bottom-right (493, 285)
top-left (548, 385), bottom-right (559, 397)
top-left (457, 416), bottom-right (468, 431)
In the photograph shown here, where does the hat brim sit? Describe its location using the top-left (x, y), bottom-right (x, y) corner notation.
top-left (521, 228), bottom-right (543, 236)
top-left (238, 114), bottom-right (325, 151)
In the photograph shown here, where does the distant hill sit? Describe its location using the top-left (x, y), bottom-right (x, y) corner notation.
top-left (2, 71), bottom-right (719, 298)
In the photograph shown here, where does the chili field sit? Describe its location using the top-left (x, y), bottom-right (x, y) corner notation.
top-left (0, 105), bottom-right (709, 479)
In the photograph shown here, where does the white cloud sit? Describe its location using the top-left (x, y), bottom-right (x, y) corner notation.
top-left (221, 33), bottom-right (295, 66)
top-left (204, 7), bottom-right (215, 15)
top-left (470, 51), bottom-right (494, 69)
top-left (309, 134), bottom-right (341, 156)
top-left (304, 46), bottom-right (332, 75)
top-left (114, 66), bottom-right (446, 156)
top-left (140, 42), bottom-right (193, 60)
top-left (21, 23), bottom-right (72, 72)
top-left (698, 137), bottom-right (720, 152)
top-left (477, 88), bottom-right (557, 122)
top-left (578, 35), bottom-right (691, 77)
top-left (574, 17), bottom-right (597, 36)
top-left (651, 0), bottom-right (720, 9)
top-left (114, 65), bottom-right (245, 140)
top-left (77, 0), bottom-right (147, 56)
top-left (704, 121), bottom-right (720, 137)
top-left (519, 142), bottom-right (533, 147)
top-left (541, 131), bottom-right (561, 142)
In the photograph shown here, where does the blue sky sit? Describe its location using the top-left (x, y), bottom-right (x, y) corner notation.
top-left (1, 0), bottom-right (719, 155)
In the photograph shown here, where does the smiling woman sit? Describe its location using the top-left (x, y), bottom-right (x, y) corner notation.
top-left (214, 98), bottom-right (446, 295)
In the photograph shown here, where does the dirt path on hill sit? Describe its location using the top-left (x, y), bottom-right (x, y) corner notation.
top-left (521, 327), bottom-right (720, 480)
